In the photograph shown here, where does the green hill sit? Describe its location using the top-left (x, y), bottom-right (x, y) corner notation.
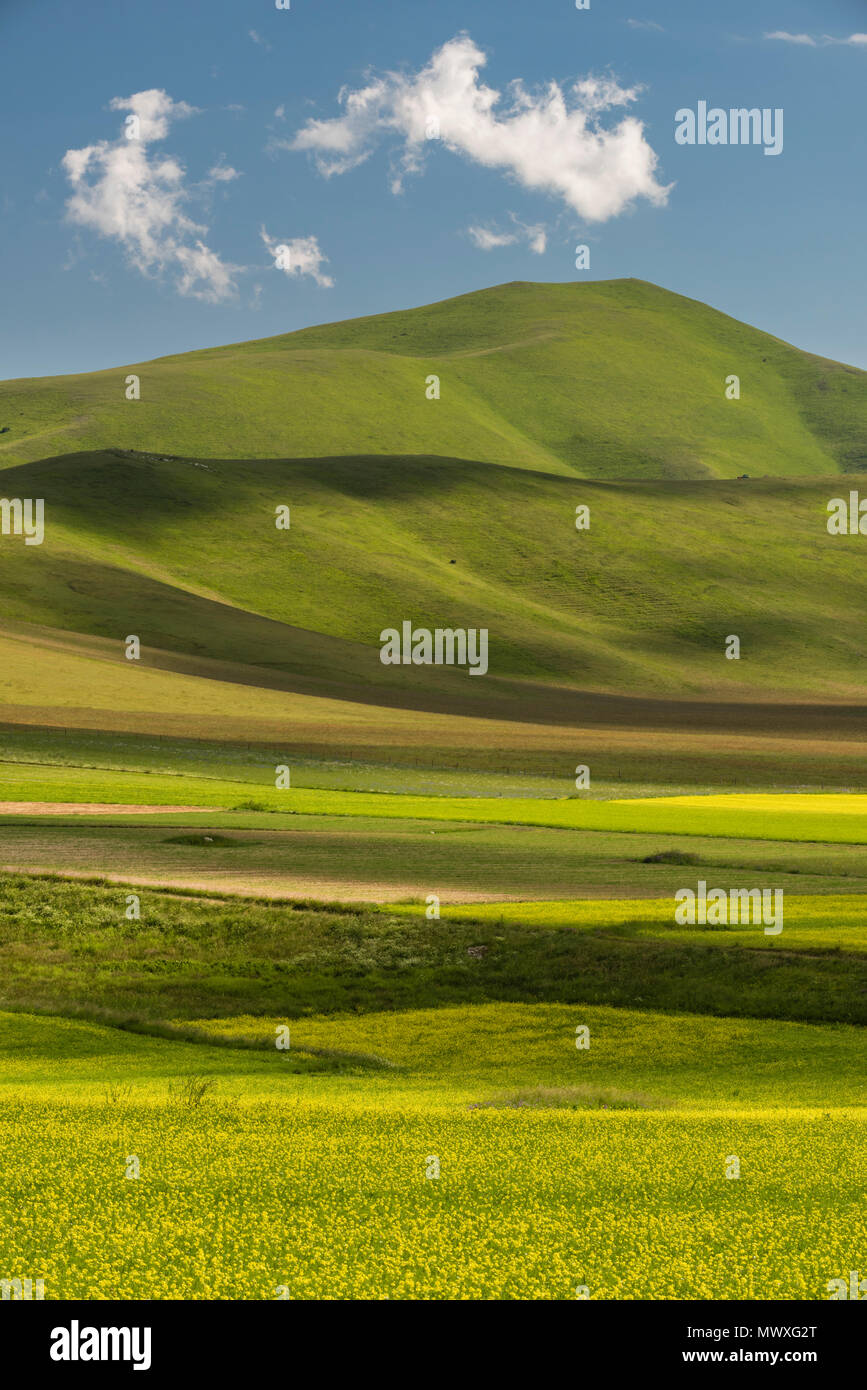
top-left (1, 277), bottom-right (866, 736)
top-left (2, 279), bottom-right (866, 478)
top-left (0, 448), bottom-right (866, 705)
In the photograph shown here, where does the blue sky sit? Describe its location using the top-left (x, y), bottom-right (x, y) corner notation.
top-left (2, 0), bottom-right (866, 379)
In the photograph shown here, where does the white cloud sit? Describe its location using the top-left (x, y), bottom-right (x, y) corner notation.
top-left (249, 29), bottom-right (273, 51)
top-left (765, 31), bottom-right (867, 47)
top-left (765, 31), bottom-right (816, 45)
top-left (108, 89), bottom-right (199, 142)
top-left (62, 89), bottom-right (239, 302)
top-left (467, 226), bottom-right (516, 250)
top-left (571, 75), bottom-right (640, 114)
top-left (626, 19), bottom-right (664, 32)
top-left (467, 215), bottom-right (547, 254)
top-left (288, 34), bottom-right (670, 223)
top-left (208, 160), bottom-right (241, 182)
top-left (173, 241), bottom-right (237, 300)
top-left (261, 228), bottom-right (334, 287)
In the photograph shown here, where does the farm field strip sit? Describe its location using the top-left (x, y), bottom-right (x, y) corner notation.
top-left (0, 764), bottom-right (865, 843)
top-left (3, 818), bottom-right (867, 902)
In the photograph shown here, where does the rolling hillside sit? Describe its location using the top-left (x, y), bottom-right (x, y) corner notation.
top-left (2, 279), bottom-right (867, 478)
top-left (0, 451), bottom-right (866, 706)
top-left (1, 277), bottom-right (866, 771)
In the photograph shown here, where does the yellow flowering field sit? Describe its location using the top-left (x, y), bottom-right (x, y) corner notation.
top-left (0, 1006), bottom-right (864, 1300)
top-left (2, 1098), bottom-right (863, 1300)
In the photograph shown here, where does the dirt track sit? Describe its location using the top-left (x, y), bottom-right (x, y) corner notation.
top-left (0, 862), bottom-right (538, 904)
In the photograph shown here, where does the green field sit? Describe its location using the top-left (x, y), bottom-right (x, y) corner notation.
top-left (1, 761), bottom-right (864, 1304)
top-left (2, 760), bottom-right (866, 843)
top-left (0, 869), bottom-right (864, 1025)
top-left (5, 820), bottom-right (867, 902)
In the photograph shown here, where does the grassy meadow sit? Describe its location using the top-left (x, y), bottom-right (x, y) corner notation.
top-left (0, 280), bottom-right (864, 1301)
